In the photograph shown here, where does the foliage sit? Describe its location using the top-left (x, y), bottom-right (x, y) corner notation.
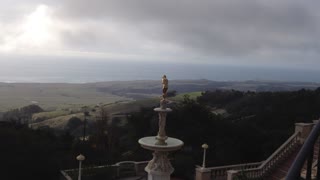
top-left (2, 104), bottom-right (43, 124)
top-left (198, 90), bottom-right (244, 107)
top-left (65, 116), bottom-right (82, 131)
top-left (0, 122), bottom-right (74, 180)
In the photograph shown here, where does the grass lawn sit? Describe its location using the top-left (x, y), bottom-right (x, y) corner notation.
top-left (171, 91), bottom-right (202, 101)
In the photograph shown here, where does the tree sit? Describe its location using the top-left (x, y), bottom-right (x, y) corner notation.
top-left (2, 104), bottom-right (43, 125)
top-left (0, 122), bottom-right (73, 180)
top-left (95, 107), bottom-right (109, 151)
top-left (65, 117), bottom-right (82, 132)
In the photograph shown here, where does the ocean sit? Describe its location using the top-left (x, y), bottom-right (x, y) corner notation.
top-left (0, 59), bottom-right (319, 83)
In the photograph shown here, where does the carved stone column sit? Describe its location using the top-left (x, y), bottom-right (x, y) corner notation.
top-left (156, 112), bottom-right (168, 145)
top-left (145, 151), bottom-right (174, 180)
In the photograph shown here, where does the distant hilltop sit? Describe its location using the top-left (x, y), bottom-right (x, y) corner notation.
top-left (88, 79), bottom-right (320, 93)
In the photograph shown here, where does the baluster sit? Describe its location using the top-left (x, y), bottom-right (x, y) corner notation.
top-left (306, 145), bottom-right (314, 180)
top-left (317, 139), bottom-right (320, 178)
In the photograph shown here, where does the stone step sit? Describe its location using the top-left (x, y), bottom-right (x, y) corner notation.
top-left (265, 146), bottom-right (302, 180)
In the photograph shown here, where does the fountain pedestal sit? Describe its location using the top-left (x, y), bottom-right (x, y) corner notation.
top-left (138, 102), bottom-right (183, 180)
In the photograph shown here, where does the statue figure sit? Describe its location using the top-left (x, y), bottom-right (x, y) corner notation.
top-left (162, 75), bottom-right (168, 98)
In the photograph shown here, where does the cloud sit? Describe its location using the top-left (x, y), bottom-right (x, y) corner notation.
top-left (0, 4), bottom-right (65, 53)
top-left (0, 0), bottom-right (320, 67)
top-left (56, 1), bottom-right (320, 59)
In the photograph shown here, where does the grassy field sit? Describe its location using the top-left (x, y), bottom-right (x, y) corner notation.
top-left (1, 80), bottom-right (319, 112)
top-left (0, 80), bottom-right (215, 112)
top-left (31, 113), bottom-right (84, 129)
top-left (0, 83), bottom-right (132, 112)
top-left (172, 91), bottom-right (202, 101)
top-left (32, 110), bottom-right (72, 122)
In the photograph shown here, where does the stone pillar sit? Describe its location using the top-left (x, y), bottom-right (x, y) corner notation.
top-left (195, 167), bottom-right (211, 180)
top-left (156, 111), bottom-right (168, 145)
top-left (295, 123), bottom-right (314, 144)
top-left (227, 170), bottom-right (238, 180)
top-left (145, 151), bottom-right (174, 180)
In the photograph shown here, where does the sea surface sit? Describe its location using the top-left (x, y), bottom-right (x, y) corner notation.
top-left (0, 59), bottom-right (320, 83)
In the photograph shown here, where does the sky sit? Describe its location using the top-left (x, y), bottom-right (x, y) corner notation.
top-left (0, 0), bottom-right (320, 70)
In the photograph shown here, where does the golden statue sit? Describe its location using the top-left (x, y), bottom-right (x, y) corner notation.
top-left (162, 75), bottom-right (168, 98)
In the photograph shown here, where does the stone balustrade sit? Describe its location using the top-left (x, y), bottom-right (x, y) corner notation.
top-left (195, 162), bottom-right (262, 180)
top-left (196, 122), bottom-right (316, 180)
top-left (61, 160), bottom-right (149, 180)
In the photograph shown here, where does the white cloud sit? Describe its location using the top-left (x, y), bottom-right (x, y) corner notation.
top-left (0, 4), bottom-right (63, 52)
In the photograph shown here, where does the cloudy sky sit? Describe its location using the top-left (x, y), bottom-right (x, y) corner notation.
top-left (0, 0), bottom-right (319, 69)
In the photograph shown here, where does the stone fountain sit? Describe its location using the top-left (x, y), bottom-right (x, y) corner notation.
top-left (138, 75), bottom-right (184, 180)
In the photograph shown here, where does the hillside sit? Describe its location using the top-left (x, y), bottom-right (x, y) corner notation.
top-left (0, 80), bottom-right (319, 112)
top-left (29, 98), bottom-right (160, 131)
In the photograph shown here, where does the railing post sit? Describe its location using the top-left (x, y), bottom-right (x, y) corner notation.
top-left (317, 139), bottom-right (320, 179)
top-left (227, 170), bottom-right (238, 180)
top-left (295, 123), bottom-right (314, 144)
top-left (195, 167), bottom-right (211, 180)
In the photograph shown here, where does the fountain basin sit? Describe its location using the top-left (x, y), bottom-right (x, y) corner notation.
top-left (139, 136), bottom-right (184, 151)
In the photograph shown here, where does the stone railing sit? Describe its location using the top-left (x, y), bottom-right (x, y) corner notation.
top-left (195, 132), bottom-right (300, 180)
top-left (61, 160), bottom-right (149, 180)
top-left (227, 132), bottom-right (301, 179)
top-left (61, 165), bottom-right (118, 180)
top-left (195, 122), bottom-right (316, 180)
top-left (197, 161), bottom-right (263, 180)
top-left (115, 161), bottom-right (149, 177)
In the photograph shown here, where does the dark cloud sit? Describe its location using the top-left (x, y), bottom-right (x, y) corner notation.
top-left (52, 0), bottom-right (320, 61)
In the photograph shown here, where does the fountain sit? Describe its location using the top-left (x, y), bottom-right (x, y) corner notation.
top-left (138, 75), bottom-right (184, 180)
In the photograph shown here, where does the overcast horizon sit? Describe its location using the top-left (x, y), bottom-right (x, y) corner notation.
top-left (1, 0), bottom-right (320, 82)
